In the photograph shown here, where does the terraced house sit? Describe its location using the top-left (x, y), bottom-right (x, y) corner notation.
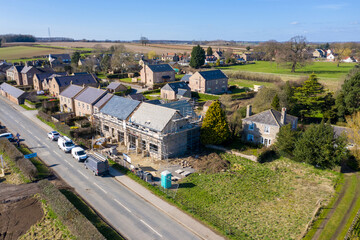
top-left (48, 74), bottom-right (98, 97)
top-left (95, 97), bottom-right (200, 159)
top-left (73, 86), bottom-right (108, 117)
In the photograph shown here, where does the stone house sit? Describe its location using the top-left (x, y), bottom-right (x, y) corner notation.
top-left (188, 70), bottom-right (228, 94)
top-left (140, 64), bottom-right (175, 87)
top-left (48, 74), bottom-right (99, 97)
top-left (6, 65), bottom-right (24, 85)
top-left (33, 72), bottom-right (67, 91)
top-left (106, 82), bottom-right (127, 93)
top-left (73, 87), bottom-right (108, 117)
top-left (213, 50), bottom-right (223, 59)
top-left (59, 85), bottom-right (85, 113)
top-left (242, 105), bottom-right (298, 147)
top-left (95, 98), bottom-right (200, 160)
top-left (0, 82), bottom-right (26, 105)
top-left (127, 93), bottom-right (146, 102)
top-left (241, 53), bottom-right (255, 62)
top-left (21, 66), bottom-right (43, 86)
top-left (161, 82), bottom-right (191, 100)
top-left (49, 54), bottom-right (71, 67)
top-left (313, 49), bottom-right (326, 58)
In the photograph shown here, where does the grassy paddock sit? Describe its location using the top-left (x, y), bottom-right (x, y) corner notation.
top-left (0, 46), bottom-right (69, 60)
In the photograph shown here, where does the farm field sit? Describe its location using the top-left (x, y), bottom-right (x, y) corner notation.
top-left (0, 46), bottom-right (70, 60)
top-left (175, 154), bottom-right (340, 240)
top-left (228, 78), bottom-right (275, 88)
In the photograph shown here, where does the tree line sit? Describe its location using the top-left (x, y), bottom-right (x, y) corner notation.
top-left (0, 34), bottom-right (36, 43)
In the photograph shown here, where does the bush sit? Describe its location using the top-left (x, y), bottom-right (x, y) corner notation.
top-left (227, 71), bottom-right (282, 83)
top-left (54, 122), bottom-right (71, 136)
top-left (257, 148), bottom-right (278, 163)
top-left (142, 89), bottom-right (161, 95)
top-left (0, 138), bottom-right (38, 180)
top-left (38, 180), bottom-right (105, 240)
top-left (107, 73), bottom-right (128, 79)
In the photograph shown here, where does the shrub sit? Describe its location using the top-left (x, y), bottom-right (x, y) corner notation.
top-left (38, 180), bottom-right (105, 240)
top-left (38, 111), bottom-right (53, 122)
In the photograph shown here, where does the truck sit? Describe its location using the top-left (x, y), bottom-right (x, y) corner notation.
top-left (84, 153), bottom-right (109, 176)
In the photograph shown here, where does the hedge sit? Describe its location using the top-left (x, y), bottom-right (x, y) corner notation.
top-left (38, 180), bottom-right (105, 240)
top-left (227, 71), bottom-right (282, 83)
top-left (0, 138), bottom-right (38, 180)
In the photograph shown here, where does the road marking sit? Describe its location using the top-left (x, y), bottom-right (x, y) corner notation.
top-left (94, 183), bottom-right (107, 194)
top-left (77, 170), bottom-right (89, 179)
top-left (54, 152), bottom-right (61, 157)
top-left (114, 199), bottom-right (132, 213)
top-left (66, 161), bottom-right (74, 167)
top-left (34, 136), bottom-right (41, 142)
top-left (140, 219), bottom-right (163, 238)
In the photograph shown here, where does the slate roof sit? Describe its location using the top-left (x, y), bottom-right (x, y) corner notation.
top-left (146, 99), bottom-right (162, 105)
top-left (54, 74), bottom-right (98, 88)
top-left (242, 109), bottom-right (298, 127)
top-left (161, 100), bottom-right (197, 119)
top-left (106, 82), bottom-right (127, 91)
top-left (100, 96), bottom-right (140, 120)
top-left (127, 93), bottom-right (146, 101)
top-left (74, 87), bottom-right (107, 104)
top-left (162, 82), bottom-right (190, 93)
top-left (34, 73), bottom-right (54, 82)
top-left (181, 74), bottom-right (192, 82)
top-left (198, 70), bottom-right (227, 81)
top-left (50, 54), bottom-right (71, 60)
top-left (177, 88), bottom-right (190, 97)
top-left (20, 66), bottom-right (34, 74)
top-left (9, 65), bottom-right (24, 73)
top-left (94, 93), bottom-right (113, 109)
top-left (129, 103), bottom-right (178, 132)
top-left (147, 64), bottom-right (174, 73)
top-left (59, 85), bottom-right (84, 98)
top-left (0, 83), bottom-right (25, 98)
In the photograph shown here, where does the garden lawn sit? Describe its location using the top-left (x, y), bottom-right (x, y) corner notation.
top-left (175, 155), bottom-right (339, 240)
top-left (118, 78), bottom-right (132, 83)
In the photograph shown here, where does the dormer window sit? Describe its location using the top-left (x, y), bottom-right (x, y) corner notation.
top-left (248, 122), bottom-right (254, 130)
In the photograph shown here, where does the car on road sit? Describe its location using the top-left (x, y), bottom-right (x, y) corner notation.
top-left (0, 133), bottom-right (14, 141)
top-left (84, 154), bottom-right (109, 176)
top-left (58, 136), bottom-right (75, 153)
top-left (71, 147), bottom-right (88, 161)
top-left (48, 131), bottom-right (60, 141)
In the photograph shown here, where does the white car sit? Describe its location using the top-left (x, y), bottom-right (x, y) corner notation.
top-left (58, 136), bottom-right (75, 153)
top-left (71, 147), bottom-right (88, 161)
top-left (48, 131), bottom-right (60, 141)
top-left (0, 133), bottom-right (14, 141)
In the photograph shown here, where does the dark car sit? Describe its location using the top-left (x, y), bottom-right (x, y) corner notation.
top-left (84, 154), bottom-right (109, 176)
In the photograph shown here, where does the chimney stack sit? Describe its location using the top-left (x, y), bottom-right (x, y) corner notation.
top-left (246, 105), bottom-right (252, 118)
top-left (281, 107), bottom-right (287, 125)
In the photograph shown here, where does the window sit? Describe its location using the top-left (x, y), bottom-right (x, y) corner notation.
top-left (248, 122), bottom-right (254, 130)
top-left (141, 140), bottom-right (147, 150)
top-left (118, 131), bottom-right (124, 142)
top-left (149, 143), bottom-right (158, 153)
top-left (82, 103), bottom-right (85, 109)
top-left (247, 134), bottom-right (254, 142)
top-left (103, 125), bottom-right (109, 131)
top-left (60, 97), bottom-right (63, 101)
top-left (78, 102), bottom-right (80, 106)
top-left (264, 125), bottom-right (270, 133)
top-left (87, 104), bottom-right (89, 110)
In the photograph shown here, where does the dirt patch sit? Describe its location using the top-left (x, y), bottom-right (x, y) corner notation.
top-left (0, 183), bottom-right (40, 203)
top-left (0, 197), bottom-right (43, 240)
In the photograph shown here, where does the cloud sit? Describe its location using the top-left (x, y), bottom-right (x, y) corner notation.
top-left (290, 21), bottom-right (299, 25)
top-left (316, 4), bottom-right (347, 10)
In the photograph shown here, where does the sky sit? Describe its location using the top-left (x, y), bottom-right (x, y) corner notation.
top-left (0, 0), bottom-right (359, 42)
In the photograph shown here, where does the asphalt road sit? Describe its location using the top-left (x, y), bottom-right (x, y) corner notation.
top-left (0, 98), bottom-right (200, 240)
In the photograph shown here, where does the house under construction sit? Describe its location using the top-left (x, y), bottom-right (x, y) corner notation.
top-left (94, 96), bottom-right (200, 160)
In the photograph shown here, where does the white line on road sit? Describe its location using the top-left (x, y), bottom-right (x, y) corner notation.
top-left (114, 199), bottom-right (132, 213)
top-left (77, 170), bottom-right (89, 179)
top-left (34, 136), bottom-right (41, 142)
top-left (66, 161), bottom-right (74, 167)
top-left (54, 152), bottom-right (61, 157)
top-left (94, 183), bottom-right (107, 194)
top-left (140, 219), bottom-right (163, 238)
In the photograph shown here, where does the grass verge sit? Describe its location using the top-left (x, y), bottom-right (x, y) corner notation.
top-left (60, 189), bottom-right (123, 240)
top-left (17, 146), bottom-right (50, 179)
top-left (20, 104), bottom-right (36, 110)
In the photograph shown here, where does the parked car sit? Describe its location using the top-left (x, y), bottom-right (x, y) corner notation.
top-left (58, 136), bottom-right (75, 153)
top-left (84, 154), bottom-right (109, 176)
top-left (48, 131), bottom-right (60, 141)
top-left (0, 133), bottom-right (14, 141)
top-left (71, 147), bottom-right (88, 161)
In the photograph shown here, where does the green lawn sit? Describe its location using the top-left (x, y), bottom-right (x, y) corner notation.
top-left (217, 61), bottom-right (356, 79)
top-left (228, 78), bottom-right (275, 88)
top-left (0, 46), bottom-right (69, 60)
top-left (175, 155), bottom-right (339, 240)
top-left (118, 78), bottom-right (132, 83)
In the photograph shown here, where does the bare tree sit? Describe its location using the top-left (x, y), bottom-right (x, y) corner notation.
top-left (255, 40), bottom-right (280, 61)
top-left (140, 36), bottom-right (149, 46)
top-left (332, 42), bottom-right (352, 67)
top-left (110, 45), bottom-right (135, 73)
top-left (276, 36), bottom-right (312, 72)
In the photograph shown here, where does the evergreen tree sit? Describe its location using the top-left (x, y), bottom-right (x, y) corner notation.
top-left (71, 52), bottom-right (81, 66)
top-left (292, 73), bottom-right (325, 119)
top-left (293, 121), bottom-right (348, 169)
top-left (201, 101), bottom-right (230, 145)
top-left (274, 124), bottom-right (299, 157)
top-left (190, 45), bottom-right (205, 69)
top-left (206, 46), bottom-right (213, 56)
top-left (271, 94), bottom-right (280, 110)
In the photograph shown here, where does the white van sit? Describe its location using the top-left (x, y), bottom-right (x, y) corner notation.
top-left (58, 136), bottom-right (75, 153)
top-left (71, 147), bottom-right (87, 161)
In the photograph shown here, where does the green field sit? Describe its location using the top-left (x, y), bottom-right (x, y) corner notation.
top-left (0, 46), bottom-right (70, 60)
top-left (228, 78), bottom-right (275, 88)
top-left (175, 155), bottom-right (339, 240)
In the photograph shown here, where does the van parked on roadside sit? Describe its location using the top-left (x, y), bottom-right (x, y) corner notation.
top-left (58, 136), bottom-right (75, 153)
top-left (71, 147), bottom-right (87, 161)
top-left (84, 154), bottom-right (109, 176)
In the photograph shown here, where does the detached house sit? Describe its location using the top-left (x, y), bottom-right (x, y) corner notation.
top-left (242, 105), bottom-right (298, 147)
top-left (161, 82), bottom-right (191, 100)
top-left (6, 65), bottom-right (24, 85)
top-left (48, 74), bottom-right (98, 97)
top-left (189, 70), bottom-right (228, 94)
top-left (140, 64), bottom-right (175, 87)
top-left (73, 86), bottom-right (108, 117)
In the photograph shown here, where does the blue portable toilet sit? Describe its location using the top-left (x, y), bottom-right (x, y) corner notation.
top-left (161, 170), bottom-right (172, 189)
